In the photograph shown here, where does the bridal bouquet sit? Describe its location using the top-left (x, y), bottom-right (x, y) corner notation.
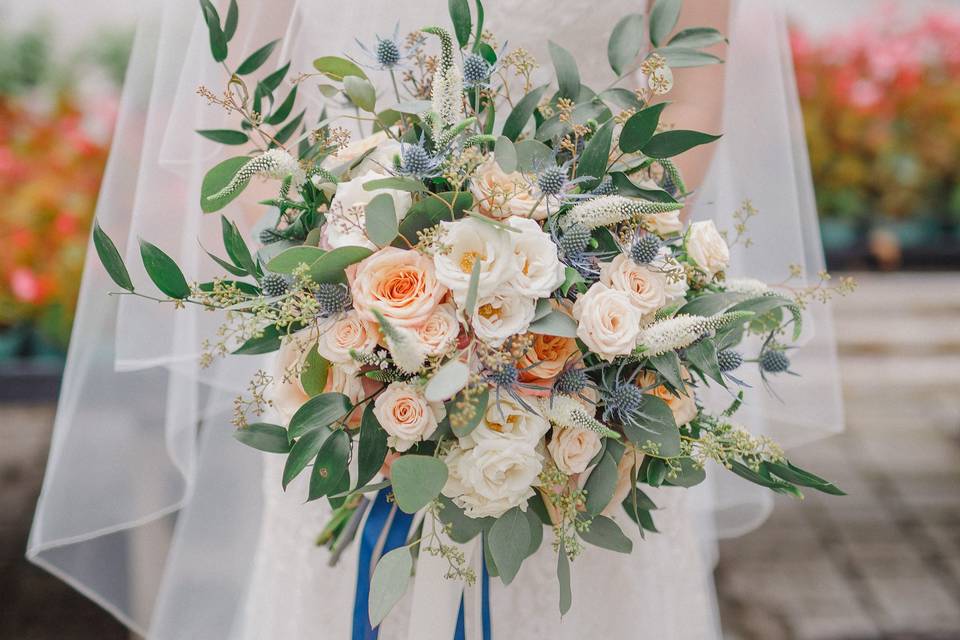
top-left (93, 0), bottom-right (848, 623)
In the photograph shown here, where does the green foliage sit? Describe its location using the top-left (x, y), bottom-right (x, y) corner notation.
top-left (501, 84), bottom-right (548, 141)
top-left (425, 359), bottom-right (470, 403)
top-left (557, 540), bottom-right (572, 615)
top-left (642, 130), bottom-right (722, 159)
top-left (197, 129), bottom-right (249, 145)
top-left (220, 215), bottom-right (258, 276)
top-left (548, 41), bottom-right (580, 101)
top-left (576, 119), bottom-right (614, 190)
top-left (437, 496), bottom-right (490, 543)
top-left (607, 13), bottom-right (645, 76)
top-left (266, 246), bottom-right (326, 274)
top-left (364, 194), bottom-right (399, 247)
top-left (312, 56), bottom-right (367, 81)
top-left (621, 395), bottom-right (681, 457)
top-left (619, 103), bottom-right (667, 153)
top-left (309, 246), bottom-right (374, 284)
top-left (138, 239), bottom-right (190, 299)
top-left (308, 429), bottom-right (351, 500)
top-left (93, 222), bottom-right (134, 292)
top-left (488, 507), bottom-right (530, 584)
top-left (201, 156), bottom-right (251, 213)
top-left (527, 311), bottom-right (577, 338)
top-left (448, 386), bottom-right (489, 438)
top-left (344, 76), bottom-right (377, 112)
top-left (649, 0), bottom-right (682, 48)
top-left (300, 347), bottom-right (330, 397)
top-left (233, 422), bottom-right (290, 453)
top-left (198, 0), bottom-right (228, 62)
top-left (288, 392), bottom-right (352, 439)
top-left (236, 39), bottom-right (279, 75)
top-left (282, 426), bottom-right (331, 489)
top-left (390, 455), bottom-right (449, 513)
top-left (356, 404), bottom-right (389, 489)
top-left (583, 452), bottom-right (618, 515)
top-left (579, 515), bottom-right (633, 553)
top-left (448, 0), bottom-right (472, 48)
top-left (369, 547), bottom-right (413, 626)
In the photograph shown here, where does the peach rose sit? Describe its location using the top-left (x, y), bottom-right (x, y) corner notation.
top-left (518, 333), bottom-right (580, 386)
top-left (637, 369), bottom-right (698, 426)
top-left (470, 156), bottom-right (549, 220)
top-left (351, 247), bottom-right (447, 328)
top-left (572, 283), bottom-right (643, 361)
top-left (316, 311), bottom-right (379, 367)
top-left (373, 381), bottom-right (444, 451)
top-left (600, 253), bottom-right (668, 317)
top-left (416, 303), bottom-right (461, 357)
top-left (548, 427), bottom-right (602, 475)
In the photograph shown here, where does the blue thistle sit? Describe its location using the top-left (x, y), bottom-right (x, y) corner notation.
top-left (463, 53), bottom-right (492, 87)
top-left (398, 134), bottom-right (448, 179)
top-left (353, 24), bottom-right (409, 71)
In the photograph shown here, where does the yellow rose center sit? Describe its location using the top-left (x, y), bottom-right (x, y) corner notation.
top-left (459, 251), bottom-right (484, 274)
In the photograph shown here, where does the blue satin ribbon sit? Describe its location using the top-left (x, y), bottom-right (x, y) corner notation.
top-left (352, 491), bottom-right (492, 640)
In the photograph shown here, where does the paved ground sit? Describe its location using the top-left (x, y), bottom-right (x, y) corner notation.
top-left (1, 273), bottom-right (958, 639)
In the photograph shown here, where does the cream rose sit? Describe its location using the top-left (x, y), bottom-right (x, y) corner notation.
top-left (351, 247), bottom-right (447, 328)
top-left (651, 248), bottom-right (689, 302)
top-left (472, 290), bottom-right (537, 346)
top-left (470, 156), bottom-right (549, 221)
top-left (646, 210), bottom-right (684, 237)
top-left (442, 438), bottom-right (543, 518)
top-left (686, 220), bottom-right (730, 277)
top-left (373, 381), bottom-right (444, 452)
top-left (572, 283), bottom-right (643, 361)
top-left (465, 397), bottom-right (551, 447)
top-left (505, 216), bottom-right (566, 298)
top-left (548, 427), bottom-right (602, 475)
top-left (324, 170), bottom-right (412, 250)
top-left (320, 130), bottom-right (401, 178)
top-left (600, 253), bottom-right (668, 316)
top-left (637, 370), bottom-right (699, 426)
top-left (415, 303), bottom-right (461, 357)
top-left (433, 217), bottom-right (518, 305)
top-left (316, 311), bottom-right (379, 367)
top-left (270, 332), bottom-right (313, 422)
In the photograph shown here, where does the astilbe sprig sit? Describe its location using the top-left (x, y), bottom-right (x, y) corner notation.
top-left (567, 195), bottom-right (684, 230)
top-left (635, 311), bottom-right (754, 358)
top-left (207, 149), bottom-right (305, 201)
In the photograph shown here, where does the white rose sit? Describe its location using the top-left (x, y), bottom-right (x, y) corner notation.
top-left (465, 396), bottom-right (551, 448)
top-left (472, 290), bottom-right (537, 346)
top-left (415, 303), bottom-right (461, 357)
top-left (572, 283), bottom-right (643, 361)
top-left (599, 253), bottom-right (668, 316)
top-left (442, 438), bottom-right (543, 518)
top-left (505, 216), bottom-right (566, 298)
top-left (316, 311), bottom-right (379, 367)
top-left (547, 427), bottom-right (602, 475)
top-left (373, 381), bottom-right (444, 452)
top-left (270, 331), bottom-right (313, 422)
top-left (324, 170), bottom-right (412, 250)
top-left (686, 220), bottom-right (730, 277)
top-left (470, 156), bottom-right (549, 220)
top-left (320, 130), bottom-right (401, 178)
top-left (651, 248), bottom-right (689, 302)
top-left (646, 210), bottom-right (683, 237)
top-left (433, 217), bottom-right (518, 305)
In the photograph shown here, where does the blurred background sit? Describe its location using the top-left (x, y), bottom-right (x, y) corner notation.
top-left (1, 1), bottom-right (958, 638)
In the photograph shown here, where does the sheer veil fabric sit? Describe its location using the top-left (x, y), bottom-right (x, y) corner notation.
top-left (27, 0), bottom-right (842, 637)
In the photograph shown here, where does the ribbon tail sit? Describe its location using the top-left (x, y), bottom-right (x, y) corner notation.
top-left (352, 491), bottom-right (414, 640)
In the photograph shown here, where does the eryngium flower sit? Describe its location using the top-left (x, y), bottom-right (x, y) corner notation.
top-left (567, 195), bottom-right (683, 229)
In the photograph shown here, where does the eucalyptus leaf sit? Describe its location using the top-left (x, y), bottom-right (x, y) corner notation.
top-left (236, 39), bottom-right (280, 75)
top-left (449, 0), bottom-right (472, 48)
top-left (583, 452), bottom-right (618, 515)
top-left (488, 507), bottom-right (531, 585)
top-left (362, 177), bottom-right (426, 193)
top-left (265, 86), bottom-right (298, 125)
top-left (619, 103), bottom-right (667, 153)
top-left (369, 547), bottom-right (413, 626)
top-left (437, 495), bottom-right (490, 543)
top-left (528, 310), bottom-right (577, 338)
top-left (535, 99), bottom-right (608, 143)
top-left (513, 138), bottom-right (554, 172)
top-left (665, 457), bottom-right (706, 488)
top-left (139, 239), bottom-right (190, 299)
top-left (313, 56), bottom-right (367, 81)
top-left (656, 46), bottom-right (723, 68)
top-left (355, 404), bottom-right (389, 489)
top-left (365, 193), bottom-right (398, 247)
top-left (579, 514), bottom-right (633, 553)
top-left (288, 392), bottom-right (352, 439)
top-left (607, 13), bottom-right (645, 76)
top-left (621, 395), bottom-right (681, 457)
top-left (197, 129), bottom-right (249, 145)
top-left (344, 76), bottom-right (377, 112)
top-left (599, 88), bottom-right (644, 112)
top-left (233, 324), bottom-right (285, 355)
top-left (309, 246), bottom-right (374, 284)
top-left (300, 347), bottom-right (330, 397)
top-left (667, 27), bottom-right (726, 49)
top-left (525, 505), bottom-right (544, 558)
top-left (576, 119), bottom-right (613, 190)
top-left (199, 0), bottom-right (227, 62)
top-left (221, 215), bottom-right (258, 276)
top-left (425, 359), bottom-right (470, 403)
top-left (494, 136), bottom-right (518, 174)
top-left (282, 426), bottom-right (330, 489)
top-left (501, 84), bottom-right (548, 141)
top-left (649, 351), bottom-right (684, 391)
top-left (271, 109), bottom-right (305, 146)
top-left (92, 222), bottom-right (133, 292)
top-left (642, 130), bottom-right (722, 159)
top-left (649, 0), bottom-right (682, 47)
top-left (259, 61), bottom-right (291, 94)
top-left (463, 259), bottom-right (481, 317)
top-left (266, 246), bottom-right (326, 274)
top-left (548, 41), bottom-right (580, 100)
top-left (390, 455), bottom-right (449, 514)
top-left (557, 540), bottom-right (572, 615)
top-left (308, 429), bottom-right (351, 500)
top-left (233, 422), bottom-right (290, 453)
top-left (448, 385), bottom-right (489, 438)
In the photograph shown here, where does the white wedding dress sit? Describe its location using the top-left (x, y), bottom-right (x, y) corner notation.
top-left (28, 1), bottom-right (843, 638)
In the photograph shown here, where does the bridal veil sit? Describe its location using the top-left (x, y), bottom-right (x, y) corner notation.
top-left (27, 0), bottom-right (843, 636)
